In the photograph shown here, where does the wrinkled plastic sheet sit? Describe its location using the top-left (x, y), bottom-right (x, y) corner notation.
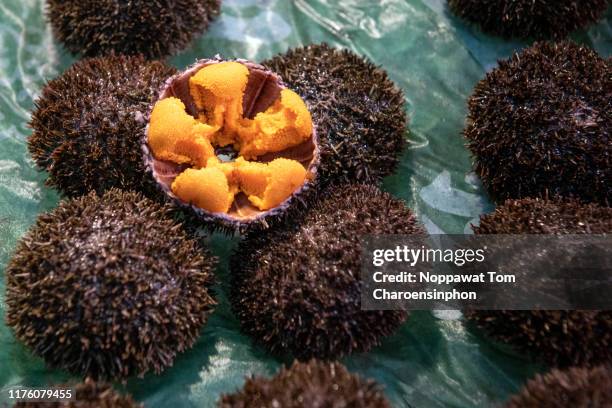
top-left (0, 0), bottom-right (610, 406)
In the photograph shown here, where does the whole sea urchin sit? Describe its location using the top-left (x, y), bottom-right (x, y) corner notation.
top-left (448, 0), bottom-right (609, 39)
top-left (219, 360), bottom-right (391, 408)
top-left (144, 58), bottom-right (319, 232)
top-left (29, 55), bottom-right (176, 200)
top-left (47, 0), bottom-right (221, 59)
top-left (466, 197), bottom-right (612, 368)
top-left (505, 366), bottom-right (612, 408)
top-left (263, 44), bottom-right (407, 187)
top-left (474, 197), bottom-right (612, 234)
top-left (230, 184), bottom-right (424, 360)
top-left (5, 189), bottom-right (216, 381)
top-left (13, 378), bottom-right (142, 408)
top-left (465, 41), bottom-right (611, 205)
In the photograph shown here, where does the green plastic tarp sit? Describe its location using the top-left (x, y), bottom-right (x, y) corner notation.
top-left (0, 0), bottom-right (610, 406)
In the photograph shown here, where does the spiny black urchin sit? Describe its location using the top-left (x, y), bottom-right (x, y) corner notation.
top-left (263, 43), bottom-right (407, 187)
top-left (218, 360), bottom-right (391, 408)
top-left (13, 377), bottom-right (142, 407)
top-left (47, 0), bottom-right (221, 59)
top-left (29, 55), bottom-right (176, 200)
top-left (448, 0), bottom-right (609, 39)
top-left (466, 197), bottom-right (612, 368)
top-left (464, 41), bottom-right (611, 206)
top-left (474, 197), bottom-right (612, 234)
top-left (505, 366), bottom-right (612, 408)
top-left (5, 189), bottom-right (216, 381)
top-left (230, 184), bottom-right (424, 360)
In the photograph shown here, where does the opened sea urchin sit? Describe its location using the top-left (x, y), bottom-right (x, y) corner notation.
top-left (448, 0), bottom-right (609, 39)
top-left (263, 43), bottom-right (407, 187)
top-left (5, 189), bottom-right (216, 380)
top-left (505, 366), bottom-right (612, 408)
top-left (219, 360), bottom-right (391, 408)
top-left (47, 0), bottom-right (221, 59)
top-left (466, 197), bottom-right (612, 368)
top-left (230, 184), bottom-right (424, 360)
top-left (29, 55), bottom-right (176, 200)
top-left (144, 58), bottom-right (319, 232)
top-left (465, 41), bottom-right (611, 205)
top-left (13, 378), bottom-right (142, 408)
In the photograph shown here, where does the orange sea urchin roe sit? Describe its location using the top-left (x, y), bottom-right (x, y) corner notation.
top-left (233, 158), bottom-right (269, 198)
top-left (171, 167), bottom-right (234, 213)
top-left (189, 61), bottom-right (249, 146)
top-left (148, 61), bottom-right (313, 215)
top-left (235, 158), bottom-right (307, 210)
top-left (237, 89), bottom-right (313, 160)
top-left (148, 97), bottom-right (217, 167)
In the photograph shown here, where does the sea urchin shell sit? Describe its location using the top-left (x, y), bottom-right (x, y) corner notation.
top-left (466, 197), bottom-right (612, 368)
top-left (143, 58), bottom-right (319, 233)
top-left (448, 0), bottom-right (609, 39)
top-left (47, 0), bottom-right (221, 59)
top-left (230, 184), bottom-right (424, 360)
top-left (219, 360), bottom-right (391, 408)
top-left (464, 41), bottom-right (611, 205)
top-left (29, 55), bottom-right (177, 200)
top-left (5, 189), bottom-right (216, 381)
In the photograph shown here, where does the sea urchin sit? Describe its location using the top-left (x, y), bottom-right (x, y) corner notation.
top-left (263, 43), bottom-right (407, 187)
top-left (467, 197), bottom-right (612, 368)
top-left (219, 360), bottom-right (391, 408)
top-left (29, 55), bottom-right (176, 200)
top-left (47, 0), bottom-right (221, 59)
top-left (5, 189), bottom-right (216, 381)
top-left (448, 0), bottom-right (609, 39)
top-left (464, 41), bottom-right (611, 205)
top-left (230, 184), bottom-right (424, 360)
top-left (505, 365), bottom-right (612, 408)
